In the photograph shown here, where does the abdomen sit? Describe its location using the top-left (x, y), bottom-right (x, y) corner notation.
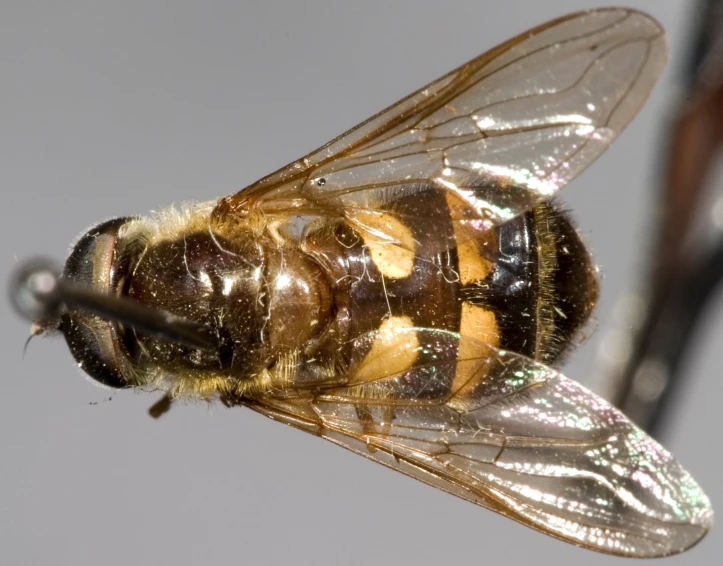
top-left (284, 187), bottom-right (598, 394)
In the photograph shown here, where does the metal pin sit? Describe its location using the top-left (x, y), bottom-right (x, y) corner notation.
top-left (10, 258), bottom-right (219, 351)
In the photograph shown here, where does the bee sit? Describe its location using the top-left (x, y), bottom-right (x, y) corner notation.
top-left (11, 7), bottom-right (713, 558)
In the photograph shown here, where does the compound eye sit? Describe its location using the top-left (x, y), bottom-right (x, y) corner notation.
top-left (61, 314), bottom-right (128, 389)
top-left (63, 217), bottom-right (132, 286)
top-left (60, 217), bottom-right (134, 389)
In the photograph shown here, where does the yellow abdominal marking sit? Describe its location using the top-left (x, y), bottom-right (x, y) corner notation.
top-left (349, 211), bottom-right (416, 279)
top-left (459, 302), bottom-right (500, 346)
top-left (444, 193), bottom-right (496, 284)
top-left (353, 315), bottom-right (419, 385)
top-left (456, 240), bottom-right (495, 284)
top-left (452, 303), bottom-right (500, 392)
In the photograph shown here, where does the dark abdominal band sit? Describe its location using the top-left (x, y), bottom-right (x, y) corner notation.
top-left (460, 209), bottom-right (539, 359)
top-left (461, 202), bottom-right (597, 365)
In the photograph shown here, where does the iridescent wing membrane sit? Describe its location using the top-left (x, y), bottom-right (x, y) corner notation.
top-left (215, 8), bottom-right (666, 247)
top-left (215, 7), bottom-right (713, 558)
top-left (248, 330), bottom-right (712, 557)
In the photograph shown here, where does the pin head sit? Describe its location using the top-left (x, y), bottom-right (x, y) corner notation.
top-left (10, 258), bottom-right (62, 322)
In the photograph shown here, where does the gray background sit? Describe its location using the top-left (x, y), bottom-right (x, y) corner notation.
top-left (0, 1), bottom-right (719, 565)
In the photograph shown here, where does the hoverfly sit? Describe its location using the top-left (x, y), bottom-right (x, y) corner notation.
top-left (11, 7), bottom-right (713, 558)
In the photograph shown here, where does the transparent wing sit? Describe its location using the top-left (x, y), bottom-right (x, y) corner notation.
top-left (245, 329), bottom-right (712, 558)
top-left (216, 8), bottom-right (667, 237)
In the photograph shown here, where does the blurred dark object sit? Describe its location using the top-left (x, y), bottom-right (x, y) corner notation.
top-left (607, 0), bottom-right (723, 436)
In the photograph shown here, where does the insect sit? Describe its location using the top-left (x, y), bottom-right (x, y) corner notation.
top-left (11, 7), bottom-right (713, 558)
